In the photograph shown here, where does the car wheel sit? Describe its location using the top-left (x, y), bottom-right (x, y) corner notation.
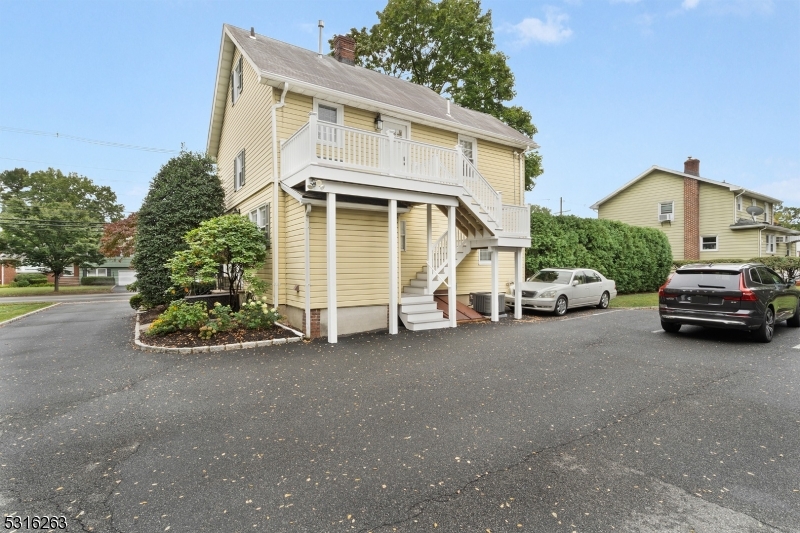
top-left (553, 295), bottom-right (568, 316)
top-left (661, 320), bottom-right (681, 333)
top-left (788, 301), bottom-right (800, 328)
top-left (597, 291), bottom-right (610, 309)
top-left (753, 306), bottom-right (775, 343)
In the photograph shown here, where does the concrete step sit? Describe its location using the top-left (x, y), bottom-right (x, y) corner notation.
top-left (400, 302), bottom-right (438, 314)
top-left (403, 318), bottom-right (452, 331)
top-left (400, 293), bottom-right (434, 305)
top-left (401, 311), bottom-right (445, 323)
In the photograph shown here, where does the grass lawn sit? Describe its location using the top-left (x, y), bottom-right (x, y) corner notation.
top-left (610, 292), bottom-right (658, 308)
top-left (0, 285), bottom-right (114, 297)
top-left (0, 302), bottom-right (54, 322)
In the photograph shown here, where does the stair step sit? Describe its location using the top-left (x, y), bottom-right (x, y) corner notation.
top-left (400, 293), bottom-right (434, 304)
top-left (409, 279), bottom-right (427, 288)
top-left (403, 286), bottom-right (427, 294)
top-left (400, 302), bottom-right (438, 313)
top-left (401, 311), bottom-right (445, 323)
top-left (403, 318), bottom-right (452, 331)
top-left (415, 272), bottom-right (428, 281)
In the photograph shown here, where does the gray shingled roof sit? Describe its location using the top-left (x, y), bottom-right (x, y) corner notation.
top-left (227, 24), bottom-right (534, 147)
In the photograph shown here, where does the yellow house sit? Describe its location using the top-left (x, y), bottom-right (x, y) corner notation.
top-left (591, 157), bottom-right (800, 261)
top-left (206, 25), bottom-right (534, 342)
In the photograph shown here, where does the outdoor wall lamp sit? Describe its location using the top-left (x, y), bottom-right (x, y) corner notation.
top-left (374, 113), bottom-right (383, 132)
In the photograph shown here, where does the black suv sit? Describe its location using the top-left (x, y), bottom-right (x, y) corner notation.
top-left (659, 263), bottom-right (800, 342)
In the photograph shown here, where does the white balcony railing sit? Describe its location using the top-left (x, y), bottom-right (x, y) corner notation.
top-left (281, 113), bottom-right (530, 238)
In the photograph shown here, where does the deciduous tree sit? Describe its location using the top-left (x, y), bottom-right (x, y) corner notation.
top-left (336, 0), bottom-right (543, 189)
top-left (100, 212), bottom-right (137, 257)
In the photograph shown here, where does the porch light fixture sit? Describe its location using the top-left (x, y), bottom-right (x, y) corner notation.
top-left (374, 113), bottom-right (383, 132)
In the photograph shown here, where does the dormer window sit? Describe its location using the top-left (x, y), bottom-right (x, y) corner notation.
top-left (231, 57), bottom-right (243, 105)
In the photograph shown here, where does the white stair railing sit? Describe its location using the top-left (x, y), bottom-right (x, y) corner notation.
top-left (428, 230), bottom-right (449, 292)
top-left (457, 147), bottom-right (502, 228)
top-left (501, 204), bottom-right (531, 237)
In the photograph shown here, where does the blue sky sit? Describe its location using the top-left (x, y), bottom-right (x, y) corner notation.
top-left (1, 0), bottom-right (797, 217)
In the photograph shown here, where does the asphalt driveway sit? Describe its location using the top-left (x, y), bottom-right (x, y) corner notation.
top-left (1, 302), bottom-right (798, 532)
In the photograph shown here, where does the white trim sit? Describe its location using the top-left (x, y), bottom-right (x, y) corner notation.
top-left (458, 134), bottom-right (478, 167)
top-left (389, 200), bottom-right (398, 335)
top-left (765, 234), bottom-right (776, 254)
top-left (591, 166), bottom-right (783, 210)
top-left (327, 192), bottom-right (337, 343)
top-left (700, 235), bottom-right (719, 252)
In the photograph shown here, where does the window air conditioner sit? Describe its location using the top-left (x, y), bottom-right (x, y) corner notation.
top-left (658, 213), bottom-right (674, 222)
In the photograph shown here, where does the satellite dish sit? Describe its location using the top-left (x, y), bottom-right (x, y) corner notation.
top-left (746, 205), bottom-right (764, 221)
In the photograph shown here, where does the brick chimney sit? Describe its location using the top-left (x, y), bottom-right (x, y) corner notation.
top-left (684, 156), bottom-right (700, 177)
top-left (333, 35), bottom-right (356, 65)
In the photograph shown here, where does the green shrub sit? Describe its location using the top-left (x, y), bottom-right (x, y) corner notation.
top-left (129, 294), bottom-right (143, 310)
top-left (234, 297), bottom-right (281, 329)
top-left (526, 212), bottom-right (673, 294)
top-left (132, 151), bottom-right (225, 307)
top-left (10, 279), bottom-right (30, 287)
top-left (81, 276), bottom-right (115, 286)
top-left (146, 300), bottom-right (210, 336)
top-left (14, 273), bottom-right (49, 286)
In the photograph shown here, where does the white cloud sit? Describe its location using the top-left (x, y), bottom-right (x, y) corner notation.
top-left (508, 8), bottom-right (574, 45)
top-left (682, 0), bottom-right (700, 9)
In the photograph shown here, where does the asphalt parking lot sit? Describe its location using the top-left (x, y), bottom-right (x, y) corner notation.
top-left (1, 302), bottom-right (798, 532)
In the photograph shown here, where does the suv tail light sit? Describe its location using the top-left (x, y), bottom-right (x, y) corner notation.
top-left (658, 274), bottom-right (675, 297)
top-left (739, 274), bottom-right (758, 301)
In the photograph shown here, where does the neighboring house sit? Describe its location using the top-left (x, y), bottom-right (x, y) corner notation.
top-left (591, 158), bottom-right (800, 261)
top-left (207, 25), bottom-right (534, 342)
top-left (82, 257), bottom-right (136, 286)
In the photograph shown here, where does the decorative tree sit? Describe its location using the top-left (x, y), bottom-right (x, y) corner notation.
top-left (167, 215), bottom-right (268, 309)
top-left (132, 151), bottom-right (225, 306)
top-left (0, 168), bottom-right (123, 291)
top-left (100, 212), bottom-right (137, 257)
top-left (335, 0), bottom-right (543, 189)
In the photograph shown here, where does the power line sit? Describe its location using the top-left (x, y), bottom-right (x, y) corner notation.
top-left (0, 126), bottom-right (180, 154)
top-left (0, 156), bottom-right (150, 175)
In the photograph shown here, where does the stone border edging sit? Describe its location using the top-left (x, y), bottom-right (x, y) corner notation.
top-left (134, 312), bottom-right (304, 353)
top-left (0, 302), bottom-right (60, 328)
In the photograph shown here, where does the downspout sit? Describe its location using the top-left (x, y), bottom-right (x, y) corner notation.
top-left (304, 204), bottom-right (312, 338)
top-left (758, 227), bottom-right (763, 258)
top-left (271, 81), bottom-right (289, 308)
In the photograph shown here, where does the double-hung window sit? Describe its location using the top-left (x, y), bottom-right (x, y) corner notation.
top-left (248, 203), bottom-right (270, 246)
top-left (399, 220), bottom-right (406, 252)
top-left (658, 201), bottom-right (674, 222)
top-left (765, 234), bottom-right (776, 254)
top-left (478, 249), bottom-right (492, 265)
top-left (314, 99), bottom-right (343, 146)
top-left (458, 134), bottom-right (477, 166)
top-left (701, 236), bottom-right (718, 251)
top-left (234, 149), bottom-right (245, 190)
top-left (231, 57), bottom-right (243, 104)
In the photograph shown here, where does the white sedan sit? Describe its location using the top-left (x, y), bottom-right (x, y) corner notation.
top-left (506, 268), bottom-right (617, 316)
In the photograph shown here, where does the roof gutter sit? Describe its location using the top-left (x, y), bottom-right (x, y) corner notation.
top-left (257, 73), bottom-right (535, 150)
top-left (271, 81), bottom-right (289, 308)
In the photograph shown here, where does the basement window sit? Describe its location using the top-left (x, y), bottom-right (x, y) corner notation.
top-left (478, 249), bottom-right (492, 266)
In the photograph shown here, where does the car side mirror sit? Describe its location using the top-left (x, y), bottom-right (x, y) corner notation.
top-left (572, 280), bottom-right (579, 287)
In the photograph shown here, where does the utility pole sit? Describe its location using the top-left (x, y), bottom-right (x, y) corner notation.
top-left (560, 197), bottom-right (563, 216)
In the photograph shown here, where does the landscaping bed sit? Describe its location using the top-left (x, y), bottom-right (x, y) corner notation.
top-left (139, 322), bottom-right (298, 349)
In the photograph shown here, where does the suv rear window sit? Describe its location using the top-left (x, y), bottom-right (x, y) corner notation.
top-left (667, 270), bottom-right (741, 290)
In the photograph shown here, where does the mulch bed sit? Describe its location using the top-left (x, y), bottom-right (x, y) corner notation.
top-left (140, 324), bottom-right (297, 349)
top-left (139, 306), bottom-right (166, 324)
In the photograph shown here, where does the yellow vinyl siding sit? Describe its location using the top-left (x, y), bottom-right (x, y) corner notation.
top-left (476, 139), bottom-right (522, 204)
top-left (217, 48), bottom-right (274, 210)
top-left (598, 170), bottom-right (684, 259)
top-left (236, 188), bottom-right (274, 302)
top-left (698, 184), bottom-right (733, 260)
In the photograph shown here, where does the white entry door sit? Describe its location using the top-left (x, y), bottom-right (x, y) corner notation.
top-left (383, 120), bottom-right (409, 174)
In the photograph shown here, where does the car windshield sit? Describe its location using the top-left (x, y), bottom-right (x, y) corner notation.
top-left (668, 270), bottom-right (740, 290)
top-left (527, 270), bottom-right (573, 285)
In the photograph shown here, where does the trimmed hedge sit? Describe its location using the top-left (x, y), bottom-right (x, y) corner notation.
top-left (526, 212), bottom-right (673, 294)
top-left (81, 276), bottom-right (116, 286)
top-left (673, 256), bottom-right (800, 281)
top-left (13, 273), bottom-right (49, 286)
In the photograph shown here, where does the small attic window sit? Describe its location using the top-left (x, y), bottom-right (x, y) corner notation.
top-left (231, 57), bottom-right (243, 105)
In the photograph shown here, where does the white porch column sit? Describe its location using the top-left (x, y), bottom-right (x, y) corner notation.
top-left (389, 199), bottom-right (399, 335)
top-left (448, 205), bottom-right (457, 328)
top-left (327, 192), bottom-right (338, 343)
top-left (514, 248), bottom-right (523, 320)
top-left (426, 204), bottom-right (432, 292)
top-left (490, 246), bottom-right (499, 322)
